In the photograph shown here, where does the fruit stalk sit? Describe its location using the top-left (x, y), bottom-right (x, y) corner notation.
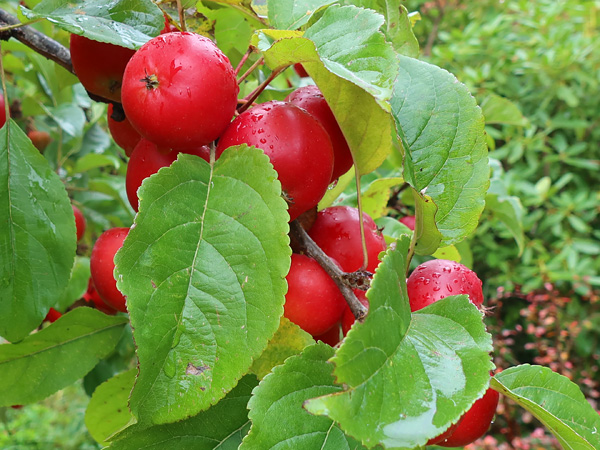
top-left (0, 8), bottom-right (72, 74)
top-left (290, 220), bottom-right (369, 320)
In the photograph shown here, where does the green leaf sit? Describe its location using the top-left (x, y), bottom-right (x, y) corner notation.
top-left (75, 153), bottom-right (122, 172)
top-left (85, 369), bottom-right (136, 445)
top-left (492, 365), bottom-right (600, 450)
top-left (479, 92), bottom-right (529, 126)
top-left (391, 56), bottom-right (489, 246)
top-left (250, 317), bottom-right (315, 380)
top-left (304, 237), bottom-right (494, 448)
top-left (362, 177), bottom-right (403, 220)
top-left (375, 216), bottom-right (412, 246)
top-left (340, 0), bottom-right (419, 57)
top-left (55, 256), bottom-right (90, 311)
top-left (241, 343), bottom-right (367, 450)
top-left (413, 191), bottom-right (443, 256)
top-left (486, 159), bottom-right (525, 255)
top-left (108, 375), bottom-right (258, 449)
top-left (255, 5), bottom-right (399, 175)
top-left (0, 120), bottom-right (76, 342)
top-left (267, 0), bottom-right (336, 30)
top-left (115, 147), bottom-right (290, 425)
top-left (0, 308), bottom-right (128, 406)
top-left (318, 167), bottom-right (354, 210)
top-left (431, 245), bottom-right (461, 263)
top-left (44, 103), bottom-right (86, 137)
top-left (22, 0), bottom-right (164, 49)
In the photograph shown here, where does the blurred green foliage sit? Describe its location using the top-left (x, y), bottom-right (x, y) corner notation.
top-left (408, 0), bottom-right (600, 296)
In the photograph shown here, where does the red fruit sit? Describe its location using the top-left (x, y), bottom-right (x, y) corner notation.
top-left (436, 388), bottom-right (500, 447)
top-left (11, 405), bottom-right (23, 410)
top-left (70, 34), bottom-right (135, 103)
top-left (107, 103), bottom-right (141, 157)
top-left (72, 205), bottom-right (86, 241)
top-left (0, 92), bottom-right (8, 128)
top-left (217, 101), bottom-right (334, 220)
top-left (121, 32), bottom-right (238, 149)
top-left (284, 254), bottom-right (347, 336)
top-left (27, 130), bottom-right (51, 152)
top-left (160, 15), bottom-right (178, 34)
top-left (314, 323), bottom-right (341, 347)
top-left (83, 278), bottom-right (117, 315)
top-left (44, 307), bottom-right (62, 323)
top-left (294, 63), bottom-right (309, 78)
top-left (406, 259), bottom-right (484, 312)
top-left (341, 290), bottom-right (369, 336)
top-left (308, 206), bottom-right (386, 273)
top-left (90, 228), bottom-right (130, 313)
top-left (286, 85), bottom-right (353, 181)
top-left (126, 138), bottom-right (210, 212)
top-left (399, 215), bottom-right (415, 231)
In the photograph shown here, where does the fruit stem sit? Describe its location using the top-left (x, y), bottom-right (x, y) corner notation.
top-left (237, 66), bottom-right (284, 114)
top-left (176, 0), bottom-right (186, 32)
top-left (234, 48), bottom-right (253, 76)
top-left (237, 55), bottom-right (264, 84)
top-left (290, 220), bottom-right (369, 320)
top-left (354, 165), bottom-right (370, 271)
top-left (0, 9), bottom-right (73, 74)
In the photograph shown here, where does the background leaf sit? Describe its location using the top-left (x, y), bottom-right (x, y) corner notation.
top-left (267, 0), bottom-right (336, 30)
top-left (340, 0), bottom-right (419, 57)
top-left (22, 0), bottom-right (164, 49)
top-left (305, 237), bottom-right (494, 448)
top-left (0, 120), bottom-right (76, 342)
top-left (362, 177), bottom-right (403, 220)
top-left (241, 343), bottom-right (367, 450)
top-left (55, 256), bottom-right (90, 312)
top-left (492, 364), bottom-right (600, 449)
top-left (116, 147), bottom-right (290, 425)
top-left (391, 56), bottom-right (489, 246)
top-left (256, 5), bottom-right (399, 175)
top-left (480, 92), bottom-right (529, 126)
top-left (108, 375), bottom-right (258, 449)
top-left (0, 308), bottom-right (128, 406)
top-left (85, 368), bottom-right (136, 445)
top-left (250, 317), bottom-right (314, 380)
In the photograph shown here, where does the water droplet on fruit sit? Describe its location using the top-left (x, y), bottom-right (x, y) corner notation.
top-left (432, 286), bottom-right (441, 292)
top-left (259, 138), bottom-right (267, 144)
top-left (446, 284), bottom-right (453, 292)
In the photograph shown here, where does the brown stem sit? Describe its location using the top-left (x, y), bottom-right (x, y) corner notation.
top-left (176, 0), bottom-right (186, 32)
top-left (290, 220), bottom-right (369, 320)
top-left (236, 55), bottom-right (264, 84)
top-left (423, 0), bottom-right (445, 57)
top-left (234, 48), bottom-right (253, 76)
top-left (0, 8), bottom-right (72, 74)
top-left (237, 66), bottom-right (284, 114)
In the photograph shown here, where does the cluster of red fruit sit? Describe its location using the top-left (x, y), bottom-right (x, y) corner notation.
top-left (69, 25), bottom-right (361, 316)
top-left (68, 26), bottom-right (498, 447)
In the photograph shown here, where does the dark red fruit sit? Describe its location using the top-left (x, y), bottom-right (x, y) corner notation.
top-left (0, 92), bottom-right (8, 128)
top-left (399, 215), bottom-right (415, 231)
top-left (308, 206), bottom-right (386, 273)
top-left (436, 388), bottom-right (500, 447)
top-left (406, 259), bottom-right (484, 312)
top-left (293, 63), bottom-right (309, 78)
top-left (70, 34), bottom-right (135, 103)
top-left (216, 101), bottom-right (334, 220)
top-left (121, 32), bottom-right (239, 149)
top-left (284, 254), bottom-right (347, 336)
top-left (126, 138), bottom-right (210, 212)
top-left (83, 278), bottom-right (118, 315)
top-left (90, 228), bottom-right (130, 313)
top-left (107, 103), bottom-right (141, 157)
top-left (28, 130), bottom-right (51, 153)
top-left (341, 290), bottom-right (369, 336)
top-left (44, 307), bottom-right (62, 323)
top-left (72, 205), bottom-right (86, 241)
top-left (314, 323), bottom-right (342, 347)
top-left (286, 85), bottom-right (353, 181)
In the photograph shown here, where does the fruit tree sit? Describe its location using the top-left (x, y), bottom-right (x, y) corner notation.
top-left (0, 0), bottom-right (598, 448)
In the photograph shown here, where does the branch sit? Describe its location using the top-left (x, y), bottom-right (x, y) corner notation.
top-left (289, 220), bottom-right (369, 320)
top-left (0, 8), bottom-right (73, 74)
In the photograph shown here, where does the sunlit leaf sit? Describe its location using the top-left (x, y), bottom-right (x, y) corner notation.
top-left (116, 147), bottom-right (290, 425)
